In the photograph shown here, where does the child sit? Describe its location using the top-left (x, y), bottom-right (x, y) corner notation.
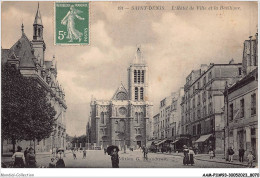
top-left (73, 150), bottom-right (77, 160)
top-left (209, 150), bottom-right (214, 159)
top-left (247, 151), bottom-right (254, 168)
top-left (82, 149), bottom-right (86, 159)
top-left (49, 158), bottom-right (56, 168)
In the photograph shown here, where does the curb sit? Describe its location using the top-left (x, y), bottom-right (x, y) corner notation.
top-left (160, 153), bottom-right (247, 167)
top-left (194, 157), bottom-right (248, 167)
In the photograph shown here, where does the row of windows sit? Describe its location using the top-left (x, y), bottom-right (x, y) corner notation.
top-left (134, 70), bottom-right (145, 83)
top-left (134, 112), bottom-right (144, 123)
top-left (192, 124), bottom-right (202, 135)
top-left (135, 87), bottom-right (144, 100)
top-left (187, 121), bottom-right (212, 136)
top-left (183, 103), bottom-right (213, 124)
top-left (229, 93), bottom-right (256, 121)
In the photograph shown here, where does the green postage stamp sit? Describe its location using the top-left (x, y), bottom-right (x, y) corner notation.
top-left (55, 2), bottom-right (89, 45)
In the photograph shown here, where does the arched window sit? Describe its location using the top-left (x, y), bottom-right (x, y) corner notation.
top-left (34, 27), bottom-right (37, 36)
top-left (140, 87), bottom-right (144, 100)
top-left (38, 28), bottom-right (41, 37)
top-left (101, 112), bottom-right (104, 124)
top-left (135, 112), bottom-right (138, 123)
top-left (140, 112), bottom-right (143, 121)
top-left (138, 70), bottom-right (140, 83)
top-left (141, 70), bottom-right (145, 83)
top-left (135, 87), bottom-right (138, 100)
top-left (134, 70), bottom-right (137, 83)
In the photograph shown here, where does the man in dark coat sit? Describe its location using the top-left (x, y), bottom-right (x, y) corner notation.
top-left (238, 147), bottom-right (245, 162)
top-left (110, 148), bottom-right (119, 168)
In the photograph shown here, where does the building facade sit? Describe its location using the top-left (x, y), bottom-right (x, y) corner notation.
top-left (224, 33), bottom-right (258, 160)
top-left (181, 62), bottom-right (242, 154)
top-left (151, 88), bottom-right (184, 150)
top-left (2, 4), bottom-right (67, 153)
top-left (89, 48), bottom-right (153, 149)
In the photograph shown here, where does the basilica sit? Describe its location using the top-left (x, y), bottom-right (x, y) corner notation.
top-left (89, 48), bottom-right (153, 149)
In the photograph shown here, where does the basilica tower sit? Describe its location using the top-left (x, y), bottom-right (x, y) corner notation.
top-left (128, 47), bottom-right (149, 102)
top-left (31, 3), bottom-right (46, 67)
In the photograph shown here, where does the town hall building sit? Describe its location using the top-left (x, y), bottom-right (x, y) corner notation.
top-left (89, 47), bottom-right (153, 149)
top-left (1, 4), bottom-right (67, 153)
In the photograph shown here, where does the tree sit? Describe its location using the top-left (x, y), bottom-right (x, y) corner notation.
top-left (1, 63), bottom-right (56, 153)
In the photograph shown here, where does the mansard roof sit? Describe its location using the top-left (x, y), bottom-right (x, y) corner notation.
top-left (111, 83), bottom-right (129, 100)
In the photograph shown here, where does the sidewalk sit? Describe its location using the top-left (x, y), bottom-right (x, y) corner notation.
top-left (157, 152), bottom-right (249, 167)
top-left (1, 150), bottom-right (71, 165)
top-left (194, 154), bottom-right (248, 167)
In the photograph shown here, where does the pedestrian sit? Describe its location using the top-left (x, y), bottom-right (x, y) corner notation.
top-left (247, 151), bottom-right (254, 168)
top-left (104, 148), bottom-right (107, 155)
top-left (142, 145), bottom-right (148, 160)
top-left (110, 148), bottom-right (119, 168)
top-left (49, 158), bottom-right (56, 168)
top-left (228, 147), bottom-right (234, 162)
top-left (183, 145), bottom-right (189, 166)
top-left (189, 147), bottom-right (195, 166)
top-left (56, 151), bottom-right (65, 168)
top-left (12, 146), bottom-right (25, 168)
top-left (53, 147), bottom-right (56, 157)
top-left (24, 147), bottom-right (29, 167)
top-left (26, 147), bottom-right (37, 168)
top-left (73, 149), bottom-right (77, 160)
top-left (239, 147), bottom-right (245, 162)
top-left (82, 149), bottom-right (86, 159)
top-left (209, 149), bottom-right (214, 159)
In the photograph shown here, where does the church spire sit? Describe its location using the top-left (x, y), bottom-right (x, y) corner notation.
top-left (21, 23), bottom-right (24, 34)
top-left (34, 2), bottom-right (42, 25)
top-left (133, 45), bottom-right (145, 64)
top-left (33, 2), bottom-right (44, 41)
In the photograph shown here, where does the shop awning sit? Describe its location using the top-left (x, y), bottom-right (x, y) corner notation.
top-left (195, 134), bottom-right (212, 143)
top-left (155, 139), bottom-right (167, 146)
top-left (171, 140), bottom-right (179, 144)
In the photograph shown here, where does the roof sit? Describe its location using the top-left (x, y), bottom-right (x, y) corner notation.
top-left (34, 3), bottom-right (43, 25)
top-left (8, 33), bottom-right (36, 68)
top-left (111, 83), bottom-right (129, 100)
top-left (226, 68), bottom-right (258, 94)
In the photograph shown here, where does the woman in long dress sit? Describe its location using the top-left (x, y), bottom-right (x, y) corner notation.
top-left (183, 145), bottom-right (189, 166)
top-left (12, 146), bottom-right (25, 168)
top-left (61, 5), bottom-right (85, 42)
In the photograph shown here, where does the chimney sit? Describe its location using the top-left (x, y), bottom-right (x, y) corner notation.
top-left (200, 64), bottom-right (208, 73)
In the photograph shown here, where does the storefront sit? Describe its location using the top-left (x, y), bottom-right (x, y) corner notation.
top-left (194, 134), bottom-right (214, 153)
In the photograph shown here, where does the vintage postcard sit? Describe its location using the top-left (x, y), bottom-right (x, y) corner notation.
top-left (0, 0), bottom-right (259, 177)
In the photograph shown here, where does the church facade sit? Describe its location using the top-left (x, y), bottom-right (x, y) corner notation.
top-left (89, 48), bottom-right (153, 149)
top-left (1, 4), bottom-right (67, 153)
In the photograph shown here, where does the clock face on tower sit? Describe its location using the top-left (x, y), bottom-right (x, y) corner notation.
top-left (116, 92), bottom-right (127, 100)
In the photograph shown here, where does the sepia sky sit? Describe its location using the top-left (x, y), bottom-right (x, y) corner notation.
top-left (1, 1), bottom-right (258, 136)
